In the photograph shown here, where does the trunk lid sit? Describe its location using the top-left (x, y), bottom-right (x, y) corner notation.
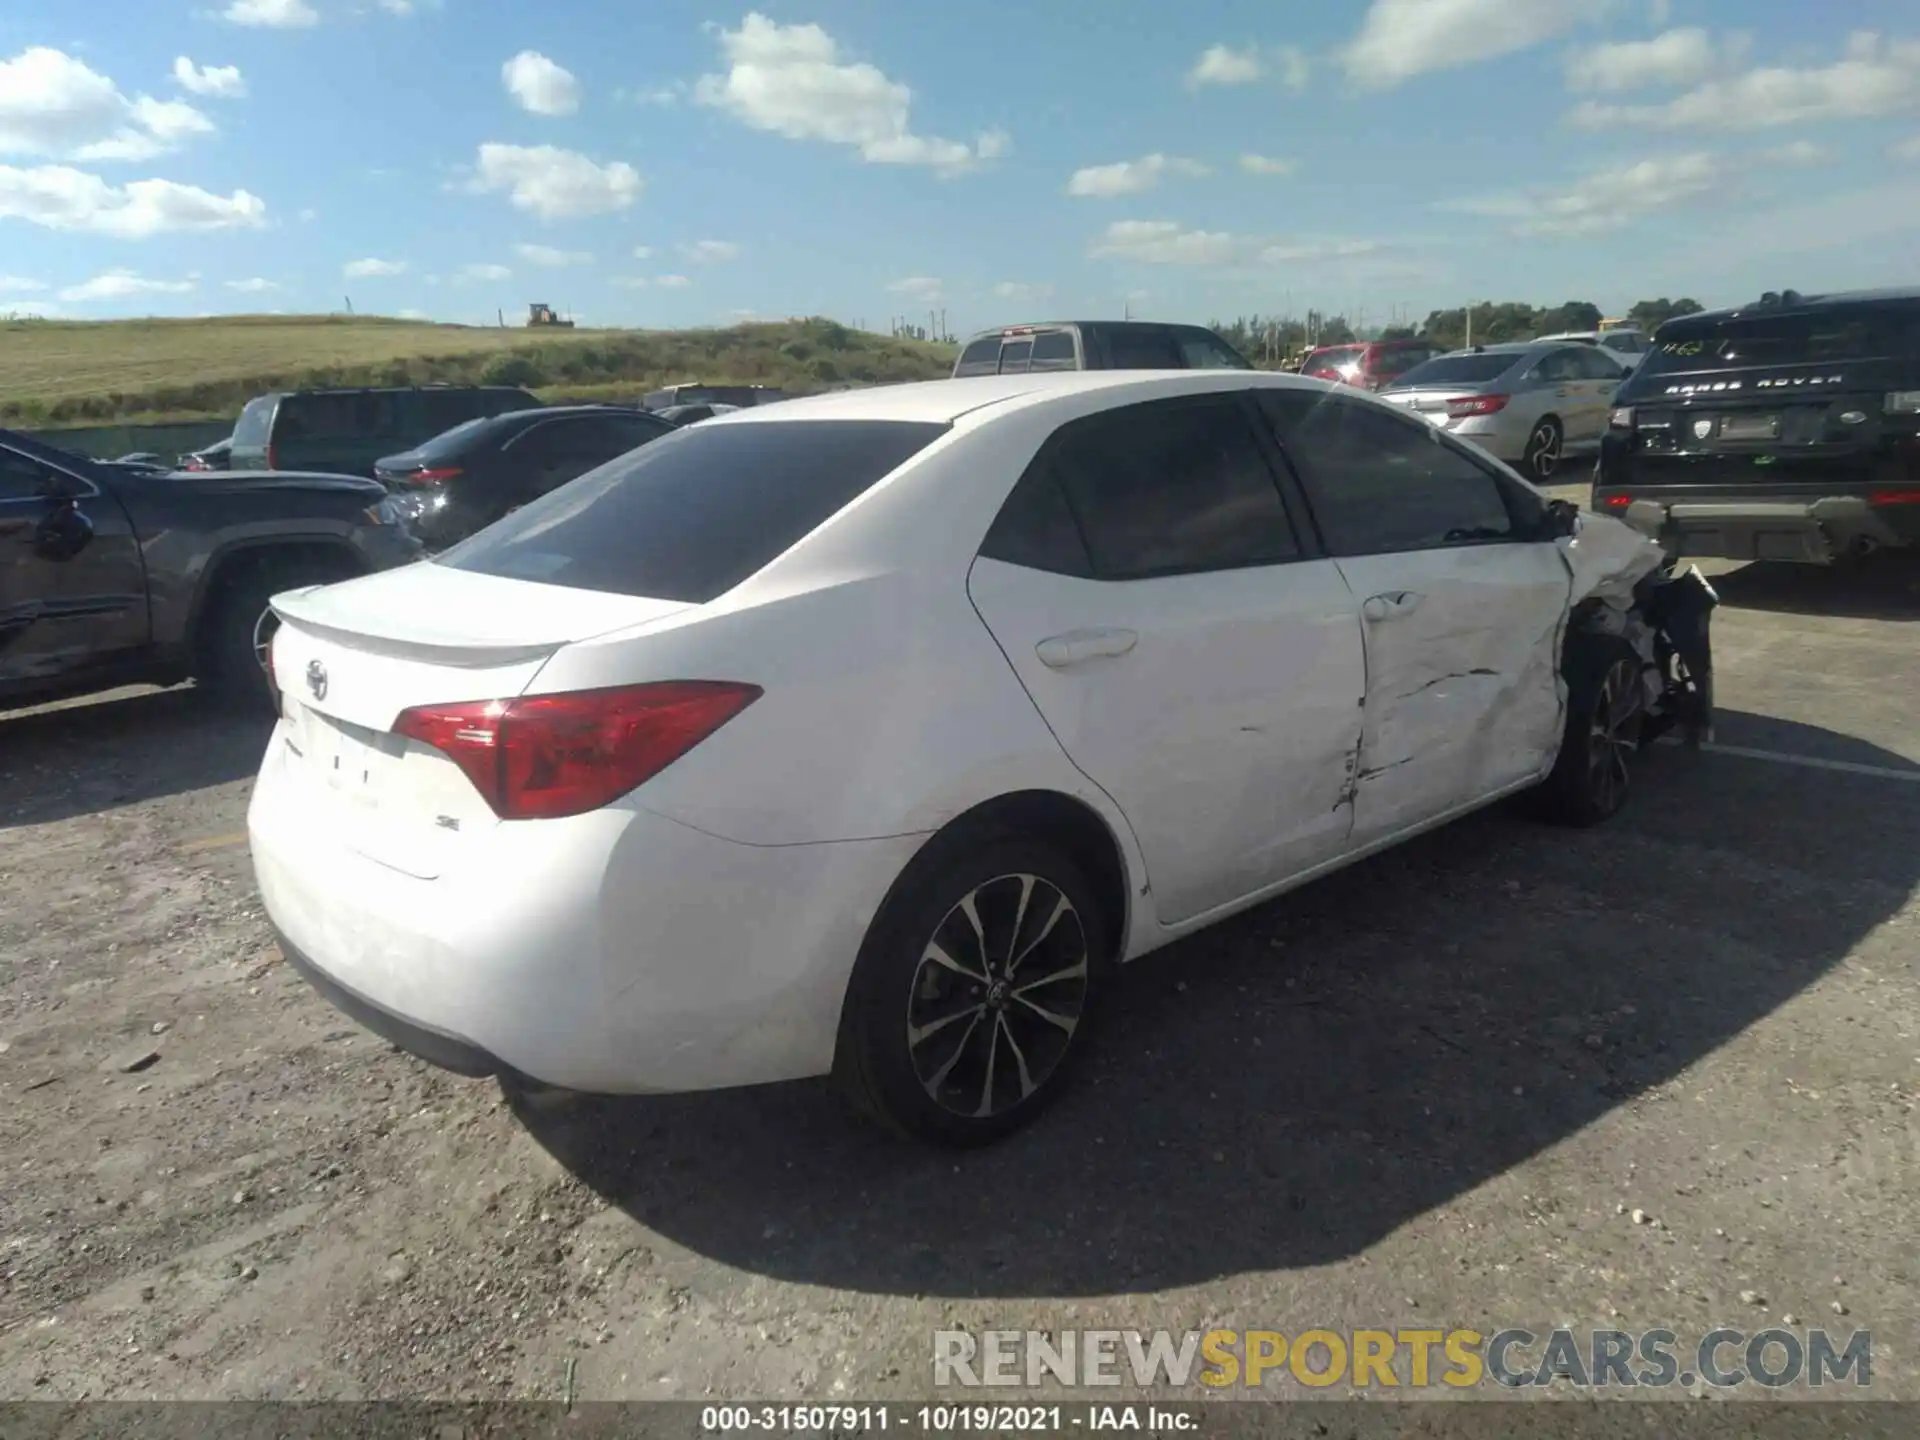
top-left (267, 563), bottom-right (692, 879)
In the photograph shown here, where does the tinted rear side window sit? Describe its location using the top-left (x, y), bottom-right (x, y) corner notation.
top-left (233, 397), bottom-right (276, 447)
top-left (1029, 331), bottom-right (1077, 371)
top-left (1102, 328), bottom-right (1185, 368)
top-left (955, 336), bottom-right (1004, 377)
top-left (438, 420), bottom-right (949, 604)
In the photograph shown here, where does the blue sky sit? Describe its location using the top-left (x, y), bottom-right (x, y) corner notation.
top-left (2, 0), bottom-right (1918, 334)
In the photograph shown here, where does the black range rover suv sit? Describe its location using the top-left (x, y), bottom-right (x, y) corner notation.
top-left (1594, 287), bottom-right (1920, 563)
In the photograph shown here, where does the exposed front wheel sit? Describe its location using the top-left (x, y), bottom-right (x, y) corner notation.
top-left (1534, 634), bottom-right (1646, 827)
top-left (835, 837), bottom-right (1107, 1147)
top-left (1522, 416), bottom-right (1564, 481)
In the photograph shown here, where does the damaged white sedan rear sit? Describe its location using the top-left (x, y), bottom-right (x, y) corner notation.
top-left (248, 370), bottom-right (1715, 1149)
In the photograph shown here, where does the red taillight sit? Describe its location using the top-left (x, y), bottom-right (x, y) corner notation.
top-left (392, 681), bottom-right (762, 821)
top-left (1601, 494), bottom-right (1633, 510)
top-left (1446, 394), bottom-right (1511, 418)
top-left (406, 466), bottom-right (463, 486)
top-left (1869, 489), bottom-right (1920, 506)
top-left (265, 443), bottom-right (279, 470)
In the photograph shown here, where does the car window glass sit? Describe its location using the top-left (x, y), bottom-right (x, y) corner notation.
top-left (978, 468), bottom-right (1093, 576)
top-left (1104, 328), bottom-right (1185, 368)
top-left (502, 420), bottom-right (566, 464)
top-left (605, 415), bottom-right (673, 449)
top-left (1028, 331), bottom-right (1077, 372)
top-left (1532, 350), bottom-right (1582, 383)
top-left (440, 420), bottom-right (949, 604)
top-left (999, 339), bottom-right (1034, 374)
top-left (233, 397), bottom-right (275, 447)
top-left (0, 448), bottom-right (59, 501)
top-left (1576, 346), bottom-right (1626, 380)
top-left (1177, 332), bottom-right (1251, 370)
top-left (1049, 397), bottom-right (1300, 579)
top-left (1263, 393), bottom-right (1518, 556)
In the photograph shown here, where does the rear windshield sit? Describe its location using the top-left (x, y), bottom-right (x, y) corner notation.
top-left (1641, 310), bottom-right (1920, 377)
top-left (233, 396), bottom-right (276, 447)
top-left (1392, 353), bottom-right (1517, 386)
top-left (437, 419), bottom-right (950, 604)
top-left (1365, 346), bottom-right (1439, 378)
top-left (1303, 346), bottom-right (1363, 373)
top-left (414, 414), bottom-right (511, 458)
top-left (954, 336), bottom-right (1008, 377)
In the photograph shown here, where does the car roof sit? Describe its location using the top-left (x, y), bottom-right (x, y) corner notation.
top-left (1671, 286), bottom-right (1920, 330)
top-left (960, 319), bottom-right (1217, 339)
top-left (714, 370), bottom-right (1338, 428)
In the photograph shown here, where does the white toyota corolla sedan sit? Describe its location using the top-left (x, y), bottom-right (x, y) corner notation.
top-left (248, 370), bottom-right (1716, 1146)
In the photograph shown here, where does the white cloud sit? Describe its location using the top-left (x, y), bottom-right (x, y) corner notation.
top-left (628, 83), bottom-right (686, 107)
top-left (0, 165), bottom-right (266, 236)
top-left (631, 245), bottom-right (653, 260)
top-left (1066, 153), bottom-right (1210, 198)
top-left (224, 277), bottom-right (280, 292)
top-left (0, 274), bottom-right (45, 290)
top-left (682, 239), bottom-right (742, 263)
top-left (1568, 33), bottom-right (1920, 130)
top-left (1447, 151), bottom-right (1722, 236)
top-left (887, 276), bottom-right (944, 303)
top-left (1756, 139), bottom-right (1830, 166)
top-left (1257, 239), bottom-right (1389, 264)
top-left (1239, 153), bottom-right (1298, 176)
top-left (297, 206), bottom-right (317, 222)
top-left (502, 51), bottom-right (581, 117)
top-left (1090, 219), bottom-right (1244, 265)
top-left (0, 47), bottom-right (216, 163)
top-left (992, 280), bottom-right (1053, 301)
top-left (1187, 44), bottom-right (1263, 87)
top-left (467, 142), bottom-right (641, 219)
top-left (1896, 135), bottom-right (1920, 160)
top-left (457, 262), bottom-right (512, 281)
top-left (172, 57), bottom-right (246, 99)
top-left (1276, 45), bottom-right (1311, 91)
top-left (513, 243), bottom-right (591, 266)
top-left (694, 13), bottom-right (1004, 174)
top-left (344, 257), bottom-right (406, 278)
top-left (222, 0), bottom-right (318, 27)
top-left (60, 269), bottom-right (195, 302)
top-left (655, 273), bottom-right (691, 288)
top-left (1345, 0), bottom-right (1594, 89)
top-left (1565, 29), bottom-right (1719, 93)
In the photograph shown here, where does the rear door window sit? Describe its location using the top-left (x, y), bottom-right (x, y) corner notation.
top-left (439, 420), bottom-right (950, 603)
top-left (1176, 331), bottom-right (1253, 370)
top-left (1103, 327), bottom-right (1185, 369)
top-left (998, 339), bottom-right (1035, 374)
top-left (1046, 395), bottom-right (1300, 578)
top-left (1531, 349), bottom-right (1585, 383)
top-left (232, 396), bottom-right (276, 447)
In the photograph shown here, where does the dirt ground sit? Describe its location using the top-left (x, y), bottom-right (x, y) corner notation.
top-left (3, 523), bottom-right (1917, 1406)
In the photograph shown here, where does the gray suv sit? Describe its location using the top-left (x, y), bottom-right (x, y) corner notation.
top-left (952, 321), bottom-right (1252, 377)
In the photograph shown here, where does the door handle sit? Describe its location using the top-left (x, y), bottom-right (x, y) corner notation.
top-left (1362, 591), bottom-right (1422, 622)
top-left (1035, 628), bottom-right (1138, 669)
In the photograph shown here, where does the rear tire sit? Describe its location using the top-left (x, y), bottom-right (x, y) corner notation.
top-left (1533, 632), bottom-right (1646, 827)
top-left (1522, 416), bottom-right (1564, 482)
top-left (197, 554), bottom-right (357, 714)
top-left (834, 835), bottom-right (1109, 1148)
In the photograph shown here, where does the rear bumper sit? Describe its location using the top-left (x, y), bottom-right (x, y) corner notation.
top-left (248, 726), bottom-right (924, 1093)
top-left (1599, 492), bottom-right (1919, 563)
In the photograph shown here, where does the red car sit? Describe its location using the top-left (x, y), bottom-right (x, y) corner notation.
top-left (1300, 339), bottom-right (1442, 392)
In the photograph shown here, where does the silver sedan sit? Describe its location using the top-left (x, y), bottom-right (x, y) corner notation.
top-left (1379, 340), bottom-right (1630, 481)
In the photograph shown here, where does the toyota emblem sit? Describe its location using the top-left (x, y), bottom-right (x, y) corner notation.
top-left (305, 659), bottom-right (328, 701)
top-left (1691, 418), bottom-right (1714, 440)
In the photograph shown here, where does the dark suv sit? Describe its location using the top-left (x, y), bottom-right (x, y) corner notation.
top-left (1596, 287), bottom-right (1920, 563)
top-left (951, 322), bottom-right (1252, 377)
top-left (229, 385), bottom-right (541, 478)
top-left (1, 428), bottom-right (416, 713)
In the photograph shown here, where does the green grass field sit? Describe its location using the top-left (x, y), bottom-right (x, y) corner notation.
top-left (0, 313), bottom-right (958, 428)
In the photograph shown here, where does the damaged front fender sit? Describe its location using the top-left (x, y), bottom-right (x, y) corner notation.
top-left (1556, 509), bottom-right (1719, 747)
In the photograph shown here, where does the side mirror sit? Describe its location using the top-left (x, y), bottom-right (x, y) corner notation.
top-left (1543, 498), bottom-right (1581, 539)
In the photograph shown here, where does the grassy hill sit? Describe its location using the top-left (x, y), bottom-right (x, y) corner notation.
top-left (0, 313), bottom-right (959, 428)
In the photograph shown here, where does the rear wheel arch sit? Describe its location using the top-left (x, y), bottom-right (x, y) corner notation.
top-left (186, 537), bottom-right (367, 646)
top-left (188, 539), bottom-right (368, 706)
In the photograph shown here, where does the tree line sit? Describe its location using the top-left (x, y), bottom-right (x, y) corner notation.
top-left (1209, 296), bottom-right (1706, 362)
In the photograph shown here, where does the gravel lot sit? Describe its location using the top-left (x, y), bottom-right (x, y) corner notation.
top-left (3, 516), bottom-right (1917, 1405)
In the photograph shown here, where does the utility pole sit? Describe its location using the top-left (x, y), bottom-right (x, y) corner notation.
top-left (1465, 300), bottom-right (1474, 349)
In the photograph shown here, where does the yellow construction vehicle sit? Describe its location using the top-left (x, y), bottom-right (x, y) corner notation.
top-left (526, 302), bottom-right (574, 329)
